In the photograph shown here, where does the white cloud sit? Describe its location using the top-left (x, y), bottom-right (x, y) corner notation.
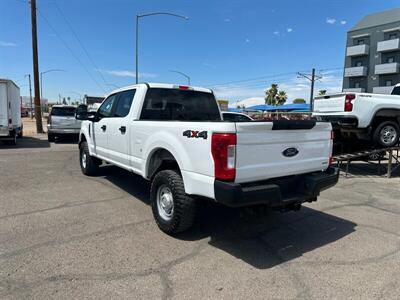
top-left (0, 41), bottom-right (16, 47)
top-left (287, 28), bottom-right (293, 33)
top-left (273, 31), bottom-right (280, 36)
top-left (212, 71), bottom-right (344, 107)
top-left (97, 69), bottom-right (157, 78)
top-left (340, 20), bottom-right (347, 25)
top-left (326, 18), bottom-right (336, 25)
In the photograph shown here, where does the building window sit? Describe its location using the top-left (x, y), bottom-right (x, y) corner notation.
top-left (389, 33), bottom-right (398, 40)
top-left (354, 82), bottom-right (361, 88)
top-left (355, 61), bottom-right (363, 67)
top-left (357, 39), bottom-right (365, 45)
top-left (387, 57), bottom-right (395, 63)
top-left (385, 80), bottom-right (393, 87)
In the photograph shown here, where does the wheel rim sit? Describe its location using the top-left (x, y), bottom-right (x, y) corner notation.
top-left (157, 184), bottom-right (174, 221)
top-left (380, 125), bottom-right (397, 146)
top-left (81, 151), bottom-right (87, 169)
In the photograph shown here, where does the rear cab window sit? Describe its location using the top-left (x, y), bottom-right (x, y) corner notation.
top-left (140, 88), bottom-right (221, 121)
top-left (50, 107), bottom-right (76, 117)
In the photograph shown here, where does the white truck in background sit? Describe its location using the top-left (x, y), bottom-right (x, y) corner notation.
top-left (313, 84), bottom-right (400, 148)
top-left (0, 79), bottom-right (22, 145)
top-left (76, 83), bottom-right (338, 234)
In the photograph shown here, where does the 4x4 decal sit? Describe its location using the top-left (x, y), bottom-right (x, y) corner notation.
top-left (183, 130), bottom-right (208, 139)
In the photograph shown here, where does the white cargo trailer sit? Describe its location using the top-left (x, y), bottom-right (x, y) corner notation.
top-left (0, 79), bottom-right (22, 145)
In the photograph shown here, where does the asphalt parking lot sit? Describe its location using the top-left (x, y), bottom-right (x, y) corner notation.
top-left (1, 136), bottom-right (400, 299)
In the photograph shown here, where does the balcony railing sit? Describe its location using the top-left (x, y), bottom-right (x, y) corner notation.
top-left (343, 88), bottom-right (366, 93)
top-left (372, 86), bottom-right (394, 94)
top-left (377, 38), bottom-right (400, 52)
top-left (375, 62), bottom-right (400, 75)
top-left (344, 66), bottom-right (368, 77)
top-left (346, 44), bottom-right (369, 56)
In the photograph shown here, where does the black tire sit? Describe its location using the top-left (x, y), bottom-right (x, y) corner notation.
top-left (3, 134), bottom-right (16, 145)
top-left (373, 121), bottom-right (400, 148)
top-left (150, 170), bottom-right (197, 234)
top-left (17, 127), bottom-right (23, 138)
top-left (48, 133), bottom-right (55, 143)
top-left (79, 141), bottom-right (100, 176)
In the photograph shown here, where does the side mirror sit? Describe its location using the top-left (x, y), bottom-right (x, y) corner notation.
top-left (75, 104), bottom-right (88, 120)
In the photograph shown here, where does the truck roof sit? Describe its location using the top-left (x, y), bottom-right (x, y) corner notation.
top-left (107, 83), bottom-right (213, 96)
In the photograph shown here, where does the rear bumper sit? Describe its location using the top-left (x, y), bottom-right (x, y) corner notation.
top-left (47, 127), bottom-right (80, 135)
top-left (214, 167), bottom-right (339, 208)
top-left (314, 115), bottom-right (358, 129)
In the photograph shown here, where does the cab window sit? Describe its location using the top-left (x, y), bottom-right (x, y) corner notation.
top-left (114, 90), bottom-right (136, 117)
top-left (98, 94), bottom-right (117, 118)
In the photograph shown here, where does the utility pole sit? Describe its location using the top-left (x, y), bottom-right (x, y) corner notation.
top-left (30, 0), bottom-right (43, 133)
top-left (25, 74), bottom-right (33, 119)
top-left (297, 68), bottom-right (322, 112)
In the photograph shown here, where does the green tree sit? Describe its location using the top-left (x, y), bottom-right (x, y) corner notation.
top-left (276, 91), bottom-right (288, 105)
top-left (293, 98), bottom-right (306, 104)
top-left (265, 83), bottom-right (279, 105)
top-left (318, 90), bottom-right (327, 96)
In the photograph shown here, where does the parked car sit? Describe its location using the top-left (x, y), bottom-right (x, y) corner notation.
top-left (47, 105), bottom-right (81, 142)
top-left (0, 79), bottom-right (22, 145)
top-left (76, 83), bottom-right (338, 234)
top-left (222, 111), bottom-right (253, 122)
top-left (313, 84), bottom-right (400, 148)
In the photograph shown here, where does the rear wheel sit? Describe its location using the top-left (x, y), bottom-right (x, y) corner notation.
top-left (150, 170), bottom-right (197, 234)
top-left (373, 121), bottom-right (400, 148)
top-left (79, 141), bottom-right (100, 176)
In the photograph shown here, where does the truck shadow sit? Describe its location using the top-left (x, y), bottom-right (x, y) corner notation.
top-left (100, 165), bottom-right (356, 269)
top-left (0, 136), bottom-right (50, 149)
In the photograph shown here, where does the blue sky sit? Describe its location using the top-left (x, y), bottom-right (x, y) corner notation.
top-left (1, 0), bottom-right (399, 105)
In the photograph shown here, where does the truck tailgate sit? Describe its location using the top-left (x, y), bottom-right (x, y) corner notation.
top-left (235, 121), bottom-right (332, 183)
top-left (314, 93), bottom-right (346, 113)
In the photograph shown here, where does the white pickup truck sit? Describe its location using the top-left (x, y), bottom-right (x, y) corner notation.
top-left (77, 83), bottom-right (338, 234)
top-left (313, 84), bottom-right (400, 148)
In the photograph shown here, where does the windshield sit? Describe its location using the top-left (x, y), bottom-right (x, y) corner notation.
top-left (51, 107), bottom-right (76, 117)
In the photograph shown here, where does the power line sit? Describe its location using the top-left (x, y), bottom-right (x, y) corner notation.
top-left (36, 7), bottom-right (106, 93)
top-left (53, 2), bottom-right (110, 88)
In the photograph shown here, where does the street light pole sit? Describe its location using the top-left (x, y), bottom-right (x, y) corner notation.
top-left (135, 12), bottom-right (189, 84)
top-left (169, 70), bottom-right (191, 85)
top-left (40, 69), bottom-right (66, 102)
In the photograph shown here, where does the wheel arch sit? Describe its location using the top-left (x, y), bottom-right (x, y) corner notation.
top-left (370, 108), bottom-right (400, 128)
top-left (145, 147), bottom-right (181, 180)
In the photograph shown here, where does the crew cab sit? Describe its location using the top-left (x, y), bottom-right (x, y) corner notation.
top-left (313, 84), bottom-right (400, 148)
top-left (77, 83), bottom-right (338, 234)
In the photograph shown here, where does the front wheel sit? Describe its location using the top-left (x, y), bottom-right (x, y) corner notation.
top-left (150, 170), bottom-right (197, 234)
top-left (373, 121), bottom-right (400, 148)
top-left (79, 141), bottom-right (100, 176)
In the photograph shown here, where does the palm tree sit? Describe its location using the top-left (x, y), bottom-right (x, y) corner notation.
top-left (265, 83), bottom-right (278, 105)
top-left (276, 91), bottom-right (288, 105)
top-left (318, 90), bottom-right (327, 96)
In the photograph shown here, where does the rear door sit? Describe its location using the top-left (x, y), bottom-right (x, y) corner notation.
top-left (92, 94), bottom-right (118, 159)
top-left (107, 89), bottom-right (136, 166)
top-left (50, 107), bottom-right (78, 130)
top-left (234, 121), bottom-right (332, 183)
top-left (0, 82), bottom-right (8, 136)
top-left (313, 93), bottom-right (347, 113)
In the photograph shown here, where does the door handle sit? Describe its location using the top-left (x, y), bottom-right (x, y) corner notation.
top-left (119, 126), bottom-right (126, 134)
top-left (101, 125), bottom-right (107, 131)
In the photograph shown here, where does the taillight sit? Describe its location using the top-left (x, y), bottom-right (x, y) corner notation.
top-left (329, 156), bottom-right (333, 166)
top-left (344, 94), bottom-right (355, 112)
top-left (179, 85), bottom-right (189, 90)
top-left (211, 133), bottom-right (236, 181)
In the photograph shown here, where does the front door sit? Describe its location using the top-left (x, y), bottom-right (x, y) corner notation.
top-left (92, 94), bottom-right (118, 159)
top-left (107, 89), bottom-right (136, 166)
